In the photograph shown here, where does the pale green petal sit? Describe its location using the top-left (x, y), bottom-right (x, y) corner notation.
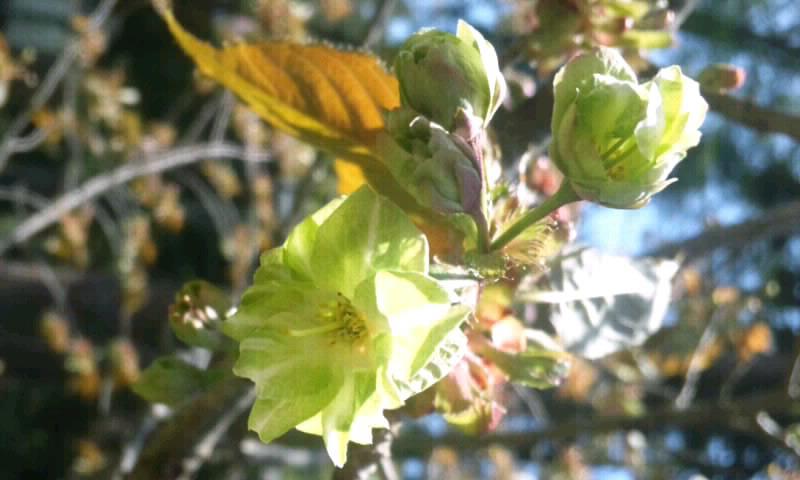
top-left (234, 331), bottom-right (338, 396)
top-left (652, 66), bottom-right (707, 154)
top-left (575, 76), bottom-right (646, 145)
top-left (634, 82), bottom-right (666, 162)
top-left (347, 372), bottom-right (393, 445)
top-left (456, 19), bottom-right (505, 123)
top-left (284, 197), bottom-right (345, 279)
top-left (248, 382), bottom-right (339, 444)
top-left (373, 271), bottom-right (469, 382)
top-left (553, 47), bottom-right (637, 131)
top-left (321, 372), bottom-right (377, 467)
top-left (311, 186), bottom-right (428, 297)
top-left (295, 413), bottom-right (323, 436)
top-left (295, 367), bottom-right (395, 442)
top-left (224, 278), bottom-right (318, 340)
top-left (236, 332), bottom-right (344, 443)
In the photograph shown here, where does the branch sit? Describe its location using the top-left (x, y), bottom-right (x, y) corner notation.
top-left (682, 9), bottom-right (800, 61)
top-left (672, 0), bottom-right (702, 30)
top-left (644, 200), bottom-right (800, 261)
top-left (361, 0), bottom-right (399, 49)
top-left (124, 377), bottom-right (250, 480)
top-left (176, 387), bottom-right (257, 480)
top-left (0, 143), bottom-right (269, 255)
top-left (704, 91), bottom-right (800, 142)
top-left (392, 389), bottom-right (797, 458)
top-left (0, 0), bottom-right (120, 172)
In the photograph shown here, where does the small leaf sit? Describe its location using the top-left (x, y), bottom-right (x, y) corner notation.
top-left (132, 356), bottom-right (227, 407)
top-left (477, 330), bottom-right (571, 389)
top-left (520, 248), bottom-right (678, 359)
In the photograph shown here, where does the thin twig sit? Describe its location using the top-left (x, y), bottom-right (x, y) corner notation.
top-left (390, 389), bottom-right (796, 457)
top-left (0, 143), bottom-right (268, 255)
top-left (362, 0), bottom-right (399, 48)
top-left (62, 64), bottom-right (85, 191)
top-left (672, 0), bottom-right (702, 31)
top-left (674, 308), bottom-right (725, 410)
top-left (0, 186), bottom-right (49, 210)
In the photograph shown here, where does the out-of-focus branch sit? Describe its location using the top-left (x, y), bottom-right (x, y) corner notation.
top-left (672, 0), bottom-right (702, 30)
top-left (392, 389), bottom-right (796, 458)
top-left (175, 387), bottom-right (257, 480)
top-left (0, 0), bottom-right (119, 172)
top-left (682, 9), bottom-right (800, 61)
top-left (0, 143), bottom-right (269, 255)
top-left (644, 200), bottom-right (800, 261)
top-left (704, 91), bottom-right (800, 142)
top-left (361, 0), bottom-right (399, 49)
top-left (125, 377), bottom-right (250, 480)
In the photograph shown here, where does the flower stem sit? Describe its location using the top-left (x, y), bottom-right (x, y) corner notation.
top-left (489, 182), bottom-right (580, 252)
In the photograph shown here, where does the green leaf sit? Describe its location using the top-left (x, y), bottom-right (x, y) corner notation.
top-left (478, 330), bottom-right (571, 389)
top-left (132, 356), bottom-right (227, 407)
top-left (311, 186), bottom-right (428, 296)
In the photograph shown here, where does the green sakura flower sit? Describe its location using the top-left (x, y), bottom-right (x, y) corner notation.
top-left (550, 47), bottom-right (708, 208)
top-left (394, 20), bottom-right (506, 131)
top-left (224, 186), bottom-right (469, 467)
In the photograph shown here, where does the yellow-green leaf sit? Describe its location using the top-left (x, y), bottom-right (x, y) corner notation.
top-left (153, 1), bottom-right (462, 255)
top-left (154, 0), bottom-right (398, 157)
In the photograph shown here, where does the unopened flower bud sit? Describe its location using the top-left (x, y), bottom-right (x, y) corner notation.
top-left (394, 20), bottom-right (506, 131)
top-left (550, 47), bottom-right (707, 208)
top-left (380, 112), bottom-right (486, 230)
top-left (698, 63), bottom-right (746, 94)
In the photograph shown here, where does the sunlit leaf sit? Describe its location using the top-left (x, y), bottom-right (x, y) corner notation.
top-left (154, 0), bottom-right (398, 155)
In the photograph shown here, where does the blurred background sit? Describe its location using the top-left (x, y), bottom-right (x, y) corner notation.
top-left (1, 0), bottom-right (799, 478)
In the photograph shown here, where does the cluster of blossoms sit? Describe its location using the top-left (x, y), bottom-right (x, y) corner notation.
top-left (154, 17), bottom-right (708, 468)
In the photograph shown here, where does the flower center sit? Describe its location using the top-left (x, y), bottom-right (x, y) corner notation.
top-left (600, 137), bottom-right (638, 180)
top-left (288, 293), bottom-right (368, 344)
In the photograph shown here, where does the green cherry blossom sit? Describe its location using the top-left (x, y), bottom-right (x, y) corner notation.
top-left (224, 186), bottom-right (469, 467)
top-left (550, 47), bottom-right (708, 208)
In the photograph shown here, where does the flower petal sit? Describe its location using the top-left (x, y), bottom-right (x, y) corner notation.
top-left (311, 186), bottom-right (428, 297)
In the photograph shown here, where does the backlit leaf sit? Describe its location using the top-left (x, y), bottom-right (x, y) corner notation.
top-left (154, 0), bottom-right (398, 156)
